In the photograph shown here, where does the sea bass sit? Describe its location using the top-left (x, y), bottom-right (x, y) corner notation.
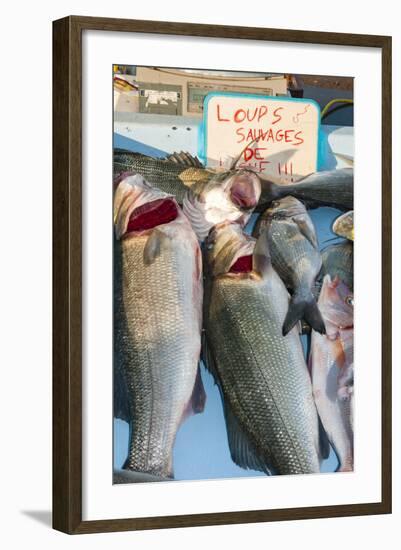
top-left (310, 275), bottom-right (354, 472)
top-left (203, 223), bottom-right (321, 475)
top-left (259, 168), bottom-right (353, 211)
top-left (320, 241), bottom-right (353, 292)
top-left (114, 173), bottom-right (205, 479)
top-left (333, 211), bottom-right (354, 241)
top-left (253, 196), bottom-right (325, 336)
top-left (114, 150), bottom-right (214, 204)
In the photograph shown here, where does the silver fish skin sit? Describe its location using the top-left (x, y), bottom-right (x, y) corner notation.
top-left (183, 170), bottom-right (261, 241)
top-left (203, 223), bottom-right (320, 475)
top-left (320, 241), bottom-right (353, 292)
top-left (114, 174), bottom-right (204, 479)
top-left (259, 168), bottom-right (353, 211)
top-left (253, 196), bottom-right (325, 336)
top-left (310, 274), bottom-right (354, 472)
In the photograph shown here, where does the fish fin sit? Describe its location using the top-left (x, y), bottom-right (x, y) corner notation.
top-left (164, 151), bottom-right (204, 168)
top-left (333, 152), bottom-right (354, 167)
top-left (180, 365), bottom-right (207, 426)
top-left (283, 294), bottom-right (326, 336)
top-left (201, 331), bottom-right (220, 384)
top-left (202, 333), bottom-right (272, 474)
top-left (224, 399), bottom-right (272, 475)
top-left (183, 190), bottom-right (211, 241)
top-left (318, 415), bottom-right (331, 460)
top-left (252, 228), bottom-right (272, 275)
top-left (113, 367), bottom-right (130, 422)
top-left (195, 244), bottom-right (203, 282)
top-left (258, 176), bottom-right (286, 203)
top-left (293, 215), bottom-right (319, 249)
top-left (143, 229), bottom-right (171, 265)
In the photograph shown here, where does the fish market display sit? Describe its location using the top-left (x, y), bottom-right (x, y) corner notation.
top-left (310, 275), bottom-right (354, 472)
top-left (320, 241), bottom-right (353, 292)
top-left (203, 223), bottom-right (321, 475)
top-left (258, 168), bottom-right (353, 211)
top-left (253, 196), bottom-right (325, 336)
top-left (183, 169), bottom-right (261, 241)
top-left (333, 211), bottom-right (354, 241)
top-left (114, 173), bottom-right (205, 478)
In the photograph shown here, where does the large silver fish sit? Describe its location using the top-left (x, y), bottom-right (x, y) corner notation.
top-left (203, 223), bottom-right (321, 475)
top-left (114, 173), bottom-right (205, 479)
top-left (253, 196), bottom-right (325, 336)
top-left (310, 275), bottom-right (354, 472)
top-left (114, 150), bottom-right (214, 204)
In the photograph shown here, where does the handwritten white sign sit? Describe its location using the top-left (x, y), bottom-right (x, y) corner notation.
top-left (204, 94), bottom-right (320, 184)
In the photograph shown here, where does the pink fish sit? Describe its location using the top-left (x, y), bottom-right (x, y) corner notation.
top-left (310, 275), bottom-right (354, 472)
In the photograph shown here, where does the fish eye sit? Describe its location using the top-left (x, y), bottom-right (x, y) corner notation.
top-left (345, 295), bottom-right (354, 306)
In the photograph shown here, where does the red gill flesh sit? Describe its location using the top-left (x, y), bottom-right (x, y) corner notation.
top-left (127, 198), bottom-right (178, 232)
top-left (229, 255), bottom-right (253, 273)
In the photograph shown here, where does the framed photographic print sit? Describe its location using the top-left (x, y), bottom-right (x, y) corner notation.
top-left (53, 16), bottom-right (392, 534)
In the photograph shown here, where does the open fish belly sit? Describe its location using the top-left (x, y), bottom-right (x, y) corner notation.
top-left (206, 274), bottom-right (320, 475)
top-left (114, 234), bottom-right (202, 478)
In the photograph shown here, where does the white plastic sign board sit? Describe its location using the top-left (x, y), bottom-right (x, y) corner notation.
top-left (204, 93), bottom-right (320, 184)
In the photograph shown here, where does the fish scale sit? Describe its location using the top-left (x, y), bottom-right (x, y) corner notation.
top-left (204, 260), bottom-right (320, 475)
top-left (269, 222), bottom-right (319, 291)
top-left (260, 168), bottom-right (353, 211)
top-left (114, 228), bottom-right (201, 478)
top-left (114, 152), bottom-right (214, 203)
top-left (320, 241), bottom-right (353, 291)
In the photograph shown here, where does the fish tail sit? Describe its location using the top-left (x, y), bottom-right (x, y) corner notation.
top-left (259, 176), bottom-right (289, 201)
top-left (283, 292), bottom-right (326, 336)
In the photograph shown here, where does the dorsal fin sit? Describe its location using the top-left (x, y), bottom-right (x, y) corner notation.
top-left (223, 399), bottom-right (273, 475)
top-left (164, 151), bottom-right (204, 168)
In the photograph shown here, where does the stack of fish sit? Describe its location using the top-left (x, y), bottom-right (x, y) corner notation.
top-left (113, 149), bottom-right (354, 481)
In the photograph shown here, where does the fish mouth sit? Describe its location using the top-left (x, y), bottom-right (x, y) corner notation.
top-left (126, 198), bottom-right (178, 234)
top-left (229, 176), bottom-right (259, 209)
